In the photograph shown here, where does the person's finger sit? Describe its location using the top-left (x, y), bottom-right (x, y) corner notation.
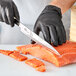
top-left (40, 23), bottom-right (51, 44)
top-left (56, 25), bottom-right (63, 45)
top-left (0, 5), bottom-right (4, 22)
top-left (0, 5), bottom-right (7, 22)
top-left (6, 3), bottom-right (14, 27)
top-left (4, 7), bottom-right (9, 24)
top-left (34, 22), bottom-right (41, 35)
top-left (12, 2), bottom-right (20, 24)
top-left (60, 24), bottom-right (66, 43)
top-left (48, 25), bottom-right (58, 46)
top-left (31, 22), bottom-right (41, 44)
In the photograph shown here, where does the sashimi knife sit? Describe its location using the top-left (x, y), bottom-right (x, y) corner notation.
top-left (14, 18), bottom-right (60, 55)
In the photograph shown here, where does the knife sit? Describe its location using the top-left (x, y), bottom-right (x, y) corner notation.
top-left (14, 18), bottom-right (60, 55)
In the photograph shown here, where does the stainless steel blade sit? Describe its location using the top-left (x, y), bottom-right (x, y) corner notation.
top-left (18, 22), bottom-right (60, 55)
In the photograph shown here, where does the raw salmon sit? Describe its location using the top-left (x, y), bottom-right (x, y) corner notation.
top-left (10, 50), bottom-right (27, 61)
top-left (25, 58), bottom-right (46, 72)
top-left (0, 50), bottom-right (13, 56)
top-left (17, 41), bottom-right (76, 67)
top-left (35, 65), bottom-right (46, 72)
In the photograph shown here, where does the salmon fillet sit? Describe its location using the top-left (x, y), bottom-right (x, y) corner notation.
top-left (9, 50), bottom-right (27, 61)
top-left (25, 58), bottom-right (46, 72)
top-left (0, 50), bottom-right (13, 56)
top-left (17, 41), bottom-right (76, 67)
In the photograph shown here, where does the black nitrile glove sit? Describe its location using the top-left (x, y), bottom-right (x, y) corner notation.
top-left (0, 0), bottom-right (20, 27)
top-left (32, 5), bottom-right (66, 46)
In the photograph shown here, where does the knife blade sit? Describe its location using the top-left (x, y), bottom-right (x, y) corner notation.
top-left (14, 17), bottom-right (60, 55)
top-left (17, 22), bottom-right (60, 55)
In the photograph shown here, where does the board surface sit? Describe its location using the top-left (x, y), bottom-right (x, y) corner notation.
top-left (0, 45), bottom-right (76, 76)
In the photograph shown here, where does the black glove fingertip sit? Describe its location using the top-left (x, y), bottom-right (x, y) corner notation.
top-left (53, 41), bottom-right (58, 46)
top-left (10, 23), bottom-right (14, 27)
top-left (31, 40), bottom-right (36, 44)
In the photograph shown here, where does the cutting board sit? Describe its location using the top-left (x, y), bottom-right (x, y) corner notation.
top-left (0, 45), bottom-right (76, 76)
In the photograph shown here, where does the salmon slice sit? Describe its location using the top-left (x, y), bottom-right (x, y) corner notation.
top-left (17, 41), bottom-right (76, 67)
top-left (25, 58), bottom-right (45, 68)
top-left (25, 58), bottom-right (46, 72)
top-left (0, 50), bottom-right (13, 56)
top-left (36, 65), bottom-right (46, 72)
top-left (9, 50), bottom-right (27, 61)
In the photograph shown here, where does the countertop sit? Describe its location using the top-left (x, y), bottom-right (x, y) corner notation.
top-left (0, 45), bottom-right (76, 76)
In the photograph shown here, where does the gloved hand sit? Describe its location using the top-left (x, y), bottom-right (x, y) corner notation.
top-left (0, 0), bottom-right (20, 27)
top-left (32, 5), bottom-right (66, 46)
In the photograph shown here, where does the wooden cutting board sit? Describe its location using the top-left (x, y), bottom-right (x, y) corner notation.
top-left (70, 5), bottom-right (76, 42)
top-left (0, 45), bottom-right (76, 76)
